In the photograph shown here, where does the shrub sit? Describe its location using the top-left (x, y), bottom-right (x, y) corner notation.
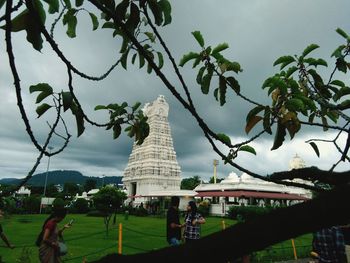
top-left (71, 198), bottom-right (89, 214)
top-left (227, 205), bottom-right (274, 221)
top-left (197, 200), bottom-right (210, 217)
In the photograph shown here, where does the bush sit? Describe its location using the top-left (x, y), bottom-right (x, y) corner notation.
top-left (71, 198), bottom-right (89, 214)
top-left (227, 205), bottom-right (275, 221)
top-left (197, 200), bottom-right (210, 217)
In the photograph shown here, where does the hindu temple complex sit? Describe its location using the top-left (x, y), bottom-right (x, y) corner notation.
top-left (122, 95), bottom-right (311, 214)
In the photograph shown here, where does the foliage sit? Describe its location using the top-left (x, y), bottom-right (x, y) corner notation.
top-left (52, 197), bottom-right (65, 209)
top-left (93, 186), bottom-right (127, 235)
top-left (22, 195), bottom-right (40, 213)
top-left (227, 206), bottom-right (275, 221)
top-left (180, 175), bottom-right (201, 190)
top-left (209, 176), bottom-right (224, 184)
top-left (197, 200), bottom-right (210, 217)
top-left (84, 179), bottom-right (97, 192)
top-left (71, 198), bottom-right (89, 213)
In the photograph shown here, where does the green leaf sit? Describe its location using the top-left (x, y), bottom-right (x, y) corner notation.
top-left (326, 110), bottom-right (339, 124)
top-left (36, 103), bottom-right (52, 118)
top-left (72, 106), bottom-right (85, 137)
top-left (144, 32), bottom-right (156, 42)
top-left (138, 52), bottom-right (145, 68)
top-left (330, 80), bottom-right (345, 88)
top-left (63, 9), bottom-right (78, 38)
top-left (271, 121), bottom-right (286, 150)
top-left (336, 27), bottom-right (349, 40)
top-left (0, 10), bottom-right (28, 32)
top-left (309, 142), bottom-right (320, 157)
top-left (285, 66), bottom-right (298, 78)
top-left (333, 86), bottom-right (350, 101)
top-left (218, 75), bottom-right (227, 106)
top-left (36, 91), bottom-right (53, 104)
top-left (239, 145), bottom-right (256, 155)
top-left (226, 76), bottom-right (240, 94)
top-left (302, 44), bottom-right (319, 58)
top-left (212, 43), bottom-right (229, 55)
top-left (94, 105), bottom-right (107, 110)
top-left (75, 0), bottom-right (83, 7)
top-left (179, 52), bottom-right (199, 67)
top-left (303, 58), bottom-right (327, 67)
top-left (285, 98), bottom-right (305, 112)
top-left (120, 49), bottom-right (129, 70)
top-left (196, 66), bottom-right (206, 85)
top-left (158, 0), bottom-right (172, 26)
top-left (43, 0), bottom-right (59, 14)
top-left (336, 58), bottom-right (347, 73)
top-left (131, 53), bottom-right (137, 64)
top-left (0, 0), bottom-right (5, 9)
top-left (157, 52), bottom-right (164, 69)
top-left (113, 124), bottom-right (122, 139)
top-left (89, 12), bottom-right (98, 30)
top-left (246, 105), bottom-right (265, 123)
top-left (217, 133), bottom-right (231, 145)
top-left (148, 0), bottom-right (163, 26)
top-left (191, 31), bottom-right (204, 47)
top-left (29, 83), bottom-right (53, 94)
top-left (201, 66), bottom-right (213, 94)
top-left (132, 102), bottom-right (141, 111)
top-left (331, 45), bottom-right (346, 58)
top-left (192, 57), bottom-right (201, 68)
top-left (63, 0), bottom-right (71, 8)
top-left (61, 91), bottom-right (73, 112)
top-left (263, 107), bottom-right (272, 134)
top-left (273, 56), bottom-right (295, 69)
top-left (338, 100), bottom-right (350, 110)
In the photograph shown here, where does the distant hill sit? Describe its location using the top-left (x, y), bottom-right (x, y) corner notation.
top-left (0, 170), bottom-right (122, 186)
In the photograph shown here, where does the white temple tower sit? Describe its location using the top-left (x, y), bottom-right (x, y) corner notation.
top-left (122, 95), bottom-right (181, 203)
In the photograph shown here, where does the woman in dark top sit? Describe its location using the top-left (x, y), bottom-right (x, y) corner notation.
top-left (183, 201), bottom-right (205, 243)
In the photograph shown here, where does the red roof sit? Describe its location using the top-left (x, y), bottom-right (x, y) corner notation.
top-left (195, 190), bottom-right (309, 200)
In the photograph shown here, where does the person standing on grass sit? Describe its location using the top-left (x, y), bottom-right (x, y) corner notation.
top-left (312, 226), bottom-right (347, 263)
top-left (166, 196), bottom-right (184, 246)
top-left (183, 201), bottom-right (205, 243)
top-left (36, 208), bottom-right (71, 263)
top-left (0, 200), bottom-right (14, 249)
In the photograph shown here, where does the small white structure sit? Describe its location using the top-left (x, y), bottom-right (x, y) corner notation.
top-left (14, 186), bottom-right (31, 197)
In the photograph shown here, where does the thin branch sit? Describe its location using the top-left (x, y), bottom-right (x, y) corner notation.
top-left (0, 0), bottom-right (23, 23)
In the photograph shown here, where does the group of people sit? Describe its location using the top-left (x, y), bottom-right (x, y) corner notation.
top-left (1, 200), bottom-right (72, 263)
top-left (166, 196), bottom-right (206, 245)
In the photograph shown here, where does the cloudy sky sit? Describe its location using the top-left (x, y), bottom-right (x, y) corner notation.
top-left (1, 0), bottom-right (349, 182)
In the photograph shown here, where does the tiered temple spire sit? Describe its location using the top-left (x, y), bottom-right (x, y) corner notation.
top-left (122, 95), bottom-right (181, 201)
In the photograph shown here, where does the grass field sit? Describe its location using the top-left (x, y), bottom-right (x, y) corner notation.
top-left (0, 214), bottom-right (312, 262)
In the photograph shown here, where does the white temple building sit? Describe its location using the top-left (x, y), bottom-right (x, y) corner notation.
top-left (122, 95), bottom-right (196, 206)
top-left (194, 154), bottom-right (312, 216)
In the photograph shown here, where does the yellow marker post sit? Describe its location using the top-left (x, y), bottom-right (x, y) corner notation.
top-left (291, 239), bottom-right (297, 260)
top-left (118, 223), bottom-right (123, 254)
top-left (222, 220), bottom-right (226, 230)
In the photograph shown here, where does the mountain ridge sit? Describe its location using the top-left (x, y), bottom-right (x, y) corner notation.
top-left (0, 170), bottom-right (122, 186)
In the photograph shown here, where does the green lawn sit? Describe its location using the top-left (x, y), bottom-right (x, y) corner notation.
top-left (0, 214), bottom-right (312, 262)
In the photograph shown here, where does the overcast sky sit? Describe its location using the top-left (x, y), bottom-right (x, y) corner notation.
top-left (1, 0), bottom-right (349, 182)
